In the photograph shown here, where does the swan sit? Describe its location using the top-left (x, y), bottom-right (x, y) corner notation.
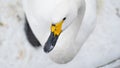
top-left (22, 0), bottom-right (96, 64)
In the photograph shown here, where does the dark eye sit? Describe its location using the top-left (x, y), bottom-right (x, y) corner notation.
top-left (63, 17), bottom-right (66, 21)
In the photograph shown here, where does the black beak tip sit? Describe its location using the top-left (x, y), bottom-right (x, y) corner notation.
top-left (44, 44), bottom-right (54, 53)
top-left (43, 32), bottom-right (59, 53)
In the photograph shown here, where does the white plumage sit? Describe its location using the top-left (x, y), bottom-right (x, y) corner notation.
top-left (22, 0), bottom-right (96, 64)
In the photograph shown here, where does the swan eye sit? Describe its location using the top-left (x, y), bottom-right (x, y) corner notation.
top-left (63, 17), bottom-right (66, 21)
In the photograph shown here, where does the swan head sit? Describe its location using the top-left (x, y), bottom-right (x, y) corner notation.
top-left (43, 1), bottom-right (78, 53)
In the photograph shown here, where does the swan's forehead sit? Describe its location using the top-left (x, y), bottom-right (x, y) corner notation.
top-left (51, 1), bottom-right (71, 23)
top-left (51, 0), bottom-right (79, 23)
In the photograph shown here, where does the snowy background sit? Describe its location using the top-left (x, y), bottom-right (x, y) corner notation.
top-left (0, 0), bottom-right (120, 68)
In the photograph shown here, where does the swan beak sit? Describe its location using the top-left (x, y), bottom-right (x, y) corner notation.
top-left (44, 20), bottom-right (64, 53)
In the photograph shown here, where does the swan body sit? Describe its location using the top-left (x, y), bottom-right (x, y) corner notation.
top-left (22, 0), bottom-right (96, 64)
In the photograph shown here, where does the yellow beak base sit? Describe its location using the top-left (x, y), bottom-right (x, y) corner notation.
top-left (51, 20), bottom-right (64, 36)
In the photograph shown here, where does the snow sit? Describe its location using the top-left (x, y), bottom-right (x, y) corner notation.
top-left (0, 0), bottom-right (120, 68)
